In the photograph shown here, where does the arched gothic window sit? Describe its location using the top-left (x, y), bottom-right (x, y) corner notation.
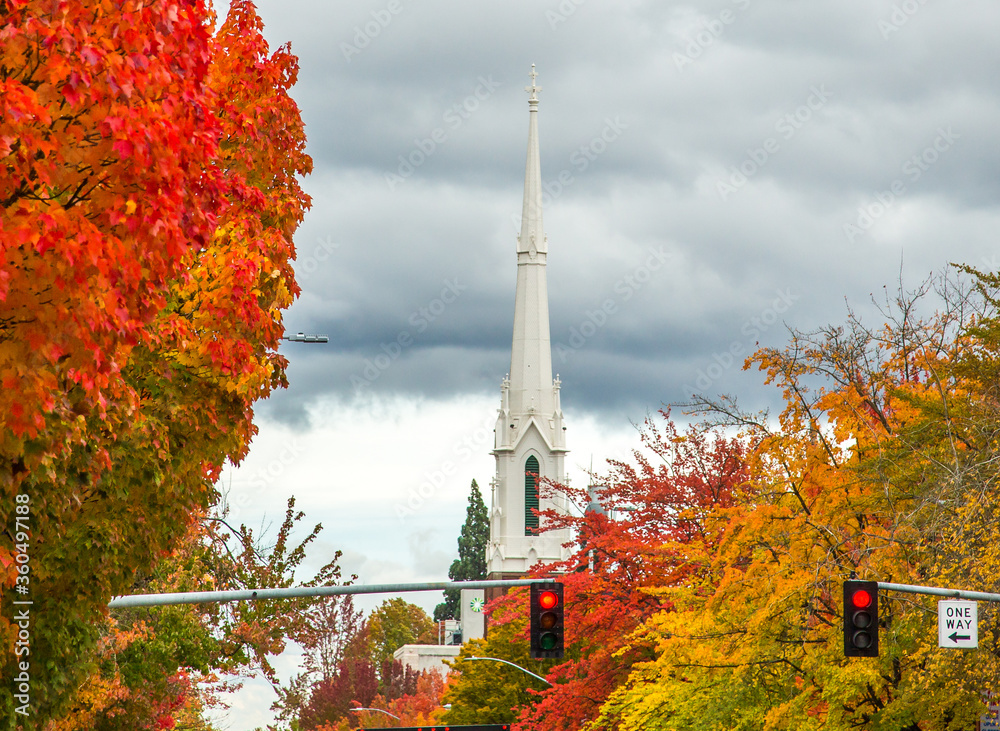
top-left (524, 455), bottom-right (539, 535)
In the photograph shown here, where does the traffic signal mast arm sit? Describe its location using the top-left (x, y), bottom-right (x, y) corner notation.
top-left (108, 578), bottom-right (555, 608)
top-left (878, 581), bottom-right (1000, 603)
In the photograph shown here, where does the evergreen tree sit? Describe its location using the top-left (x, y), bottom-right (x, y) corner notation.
top-left (434, 480), bottom-right (490, 621)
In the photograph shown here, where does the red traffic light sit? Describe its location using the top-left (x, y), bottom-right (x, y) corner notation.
top-left (850, 589), bottom-right (872, 609)
top-left (843, 580), bottom-right (879, 657)
top-left (539, 591), bottom-right (559, 610)
top-left (530, 583), bottom-right (564, 659)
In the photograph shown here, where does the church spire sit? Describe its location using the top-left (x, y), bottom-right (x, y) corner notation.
top-left (518, 64), bottom-right (545, 255)
top-left (509, 64), bottom-right (554, 416)
top-left (486, 65), bottom-right (571, 590)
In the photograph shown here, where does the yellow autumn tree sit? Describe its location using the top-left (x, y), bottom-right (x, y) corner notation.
top-left (598, 270), bottom-right (1000, 731)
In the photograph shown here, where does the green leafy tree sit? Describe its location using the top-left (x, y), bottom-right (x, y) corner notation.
top-left (50, 497), bottom-right (344, 730)
top-left (366, 598), bottom-right (437, 675)
top-left (442, 591), bottom-right (552, 724)
top-left (434, 479), bottom-right (489, 621)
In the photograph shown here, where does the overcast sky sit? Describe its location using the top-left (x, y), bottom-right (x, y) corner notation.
top-left (216, 0), bottom-right (1000, 725)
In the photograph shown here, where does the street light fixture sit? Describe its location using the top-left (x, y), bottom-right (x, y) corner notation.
top-left (282, 331), bottom-right (329, 343)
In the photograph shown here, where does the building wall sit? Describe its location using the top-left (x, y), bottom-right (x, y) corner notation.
top-left (392, 644), bottom-right (460, 677)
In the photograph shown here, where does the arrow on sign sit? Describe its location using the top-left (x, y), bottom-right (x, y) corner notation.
top-left (949, 632), bottom-right (971, 643)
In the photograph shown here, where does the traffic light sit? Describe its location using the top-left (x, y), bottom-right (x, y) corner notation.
top-left (530, 582), bottom-right (564, 660)
top-left (843, 580), bottom-right (879, 657)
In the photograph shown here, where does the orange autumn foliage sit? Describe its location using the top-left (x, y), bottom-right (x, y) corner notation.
top-left (1, 0), bottom-right (311, 722)
top-left (519, 417), bottom-right (747, 731)
top-left (597, 274), bottom-right (1000, 731)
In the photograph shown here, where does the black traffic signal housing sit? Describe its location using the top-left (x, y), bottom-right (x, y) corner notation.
top-left (843, 580), bottom-right (879, 657)
top-left (530, 582), bottom-right (564, 660)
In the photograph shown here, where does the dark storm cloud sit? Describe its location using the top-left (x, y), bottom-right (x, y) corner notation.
top-left (244, 0), bottom-right (1000, 424)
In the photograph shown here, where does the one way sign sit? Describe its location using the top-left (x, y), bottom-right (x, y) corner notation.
top-left (938, 600), bottom-right (978, 649)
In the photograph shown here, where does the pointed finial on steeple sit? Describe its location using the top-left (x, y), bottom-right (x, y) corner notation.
top-left (518, 64), bottom-right (545, 254)
top-left (525, 63), bottom-right (541, 103)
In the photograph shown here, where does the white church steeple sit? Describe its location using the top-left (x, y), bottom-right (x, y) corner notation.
top-left (487, 66), bottom-right (572, 582)
top-left (509, 64), bottom-right (554, 418)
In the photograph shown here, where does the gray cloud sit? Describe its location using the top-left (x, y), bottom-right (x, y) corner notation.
top-left (219, 4), bottom-right (1000, 723)
top-left (238, 0), bottom-right (1000, 427)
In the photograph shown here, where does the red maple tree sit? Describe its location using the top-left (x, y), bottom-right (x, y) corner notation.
top-left (2, 0), bottom-right (312, 721)
top-left (514, 412), bottom-right (748, 731)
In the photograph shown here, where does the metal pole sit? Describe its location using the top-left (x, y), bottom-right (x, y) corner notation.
top-left (878, 582), bottom-right (1000, 603)
top-left (349, 708), bottom-right (401, 720)
top-left (460, 656), bottom-right (552, 686)
top-left (108, 578), bottom-right (551, 609)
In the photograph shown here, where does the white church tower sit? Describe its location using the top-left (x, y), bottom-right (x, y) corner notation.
top-left (487, 66), bottom-right (573, 587)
